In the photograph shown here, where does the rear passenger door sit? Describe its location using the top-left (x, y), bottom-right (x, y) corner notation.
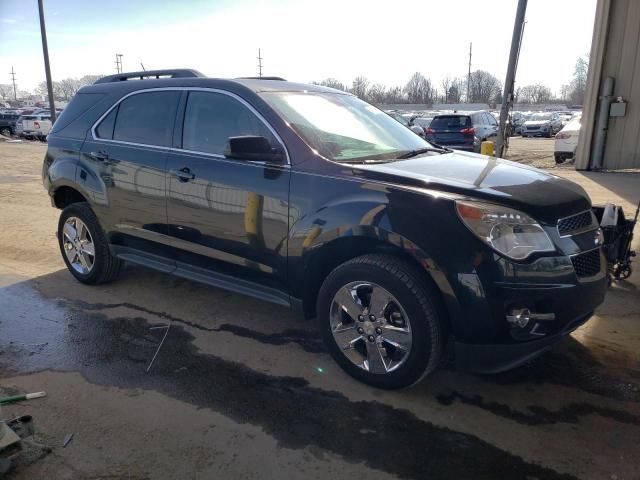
top-left (79, 90), bottom-right (181, 257)
top-left (164, 90), bottom-right (291, 302)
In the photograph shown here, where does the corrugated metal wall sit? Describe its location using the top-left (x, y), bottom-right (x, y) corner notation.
top-left (601, 0), bottom-right (640, 169)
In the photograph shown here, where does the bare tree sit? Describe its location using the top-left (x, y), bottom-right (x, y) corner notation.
top-left (78, 75), bottom-right (104, 87)
top-left (0, 84), bottom-right (13, 100)
top-left (569, 56), bottom-right (589, 105)
top-left (383, 86), bottom-right (404, 104)
top-left (465, 70), bottom-right (502, 103)
top-left (441, 76), bottom-right (453, 103)
top-left (313, 78), bottom-right (347, 91)
top-left (368, 84), bottom-right (387, 104)
top-left (404, 72), bottom-right (434, 104)
top-left (36, 80), bottom-right (62, 100)
top-left (447, 80), bottom-right (463, 103)
top-left (58, 78), bottom-right (81, 100)
top-left (350, 76), bottom-right (370, 100)
top-left (520, 83), bottom-right (553, 104)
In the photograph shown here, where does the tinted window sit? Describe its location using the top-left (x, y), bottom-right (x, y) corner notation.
top-left (95, 107), bottom-right (117, 139)
top-left (430, 115), bottom-right (471, 129)
top-left (182, 91), bottom-right (276, 155)
top-left (51, 92), bottom-right (105, 134)
top-left (112, 91), bottom-right (180, 146)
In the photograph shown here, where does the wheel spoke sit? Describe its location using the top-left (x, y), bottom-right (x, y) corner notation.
top-left (63, 222), bottom-right (77, 242)
top-left (76, 219), bottom-right (86, 241)
top-left (333, 286), bottom-right (365, 320)
top-left (77, 251), bottom-right (91, 271)
top-left (81, 240), bottom-right (95, 257)
top-left (380, 325), bottom-right (412, 351)
top-left (332, 324), bottom-right (361, 349)
top-left (64, 244), bottom-right (77, 264)
top-left (367, 285), bottom-right (391, 317)
top-left (364, 340), bottom-right (388, 374)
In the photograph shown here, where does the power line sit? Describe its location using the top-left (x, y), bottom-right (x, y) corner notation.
top-left (115, 53), bottom-right (123, 73)
top-left (9, 66), bottom-right (17, 101)
top-left (257, 48), bottom-right (263, 78)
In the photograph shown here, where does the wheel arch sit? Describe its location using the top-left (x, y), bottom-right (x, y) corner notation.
top-left (299, 231), bottom-right (455, 333)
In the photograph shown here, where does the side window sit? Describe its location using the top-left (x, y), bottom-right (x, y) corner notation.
top-left (95, 107), bottom-right (117, 139)
top-left (182, 91), bottom-right (278, 156)
top-left (111, 91), bottom-right (180, 147)
top-left (487, 113), bottom-right (498, 126)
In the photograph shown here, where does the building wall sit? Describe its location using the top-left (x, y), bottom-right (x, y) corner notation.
top-left (600, 0), bottom-right (640, 169)
top-left (578, 0), bottom-right (640, 170)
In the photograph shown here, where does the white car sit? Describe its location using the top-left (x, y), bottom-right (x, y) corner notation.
top-left (554, 115), bottom-right (581, 163)
top-left (16, 114), bottom-right (52, 140)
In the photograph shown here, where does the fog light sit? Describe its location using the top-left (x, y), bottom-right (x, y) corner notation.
top-left (506, 308), bottom-right (531, 328)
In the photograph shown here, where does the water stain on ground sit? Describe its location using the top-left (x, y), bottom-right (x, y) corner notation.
top-left (437, 391), bottom-right (640, 426)
top-left (0, 282), bottom-right (577, 480)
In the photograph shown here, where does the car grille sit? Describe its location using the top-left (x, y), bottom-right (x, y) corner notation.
top-left (558, 211), bottom-right (595, 236)
top-left (526, 126), bottom-right (540, 130)
top-left (571, 249), bottom-right (602, 277)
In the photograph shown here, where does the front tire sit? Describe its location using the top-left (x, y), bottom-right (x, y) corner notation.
top-left (58, 202), bottom-right (121, 285)
top-left (317, 254), bottom-right (444, 389)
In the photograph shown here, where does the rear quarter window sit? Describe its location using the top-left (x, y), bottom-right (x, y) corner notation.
top-left (111, 91), bottom-right (181, 147)
top-left (50, 92), bottom-right (106, 134)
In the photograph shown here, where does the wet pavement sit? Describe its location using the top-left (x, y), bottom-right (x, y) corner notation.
top-left (1, 141), bottom-right (640, 479)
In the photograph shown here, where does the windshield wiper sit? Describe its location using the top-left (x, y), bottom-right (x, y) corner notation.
top-left (397, 146), bottom-right (452, 159)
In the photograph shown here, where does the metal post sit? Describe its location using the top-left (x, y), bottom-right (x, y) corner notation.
top-left (591, 76), bottom-right (614, 170)
top-left (9, 67), bottom-right (17, 101)
top-left (496, 0), bottom-right (528, 158)
top-left (466, 42), bottom-right (472, 103)
top-left (37, 0), bottom-right (56, 123)
top-left (257, 49), bottom-right (263, 78)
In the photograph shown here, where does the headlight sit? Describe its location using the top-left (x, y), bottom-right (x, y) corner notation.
top-left (455, 200), bottom-right (555, 260)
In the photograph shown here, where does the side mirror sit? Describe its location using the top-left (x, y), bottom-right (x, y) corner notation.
top-left (226, 135), bottom-right (285, 163)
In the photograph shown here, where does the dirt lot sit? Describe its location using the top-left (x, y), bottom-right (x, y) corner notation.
top-left (1, 139), bottom-right (639, 480)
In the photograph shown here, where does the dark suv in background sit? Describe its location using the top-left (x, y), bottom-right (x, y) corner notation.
top-left (425, 111), bottom-right (498, 152)
top-left (43, 69), bottom-right (607, 389)
top-left (0, 112), bottom-right (19, 137)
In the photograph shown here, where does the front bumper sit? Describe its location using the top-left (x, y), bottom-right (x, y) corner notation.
top-left (454, 272), bottom-right (607, 373)
top-left (455, 311), bottom-right (592, 373)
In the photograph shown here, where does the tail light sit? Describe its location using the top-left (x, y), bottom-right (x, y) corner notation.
top-left (461, 127), bottom-right (475, 135)
top-left (426, 127), bottom-right (435, 134)
top-left (34, 121), bottom-right (40, 129)
top-left (555, 131), bottom-right (571, 139)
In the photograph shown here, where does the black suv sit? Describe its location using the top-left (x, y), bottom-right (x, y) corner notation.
top-left (43, 69), bottom-right (607, 388)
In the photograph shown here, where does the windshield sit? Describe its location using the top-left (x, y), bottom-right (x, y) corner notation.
top-left (260, 91), bottom-right (431, 162)
top-left (529, 114), bottom-right (552, 121)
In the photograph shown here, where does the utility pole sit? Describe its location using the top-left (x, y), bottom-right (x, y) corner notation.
top-left (115, 54), bottom-right (123, 73)
top-left (37, 0), bottom-right (56, 122)
top-left (496, 0), bottom-right (528, 158)
top-left (9, 67), bottom-right (17, 101)
top-left (257, 48), bottom-right (263, 78)
top-left (140, 62), bottom-right (146, 71)
top-left (466, 42), bottom-right (472, 103)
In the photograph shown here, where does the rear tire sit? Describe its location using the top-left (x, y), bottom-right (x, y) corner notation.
top-left (554, 153), bottom-right (565, 164)
top-left (317, 254), bottom-right (444, 389)
top-left (0, 127), bottom-right (11, 137)
top-left (58, 202), bottom-right (122, 285)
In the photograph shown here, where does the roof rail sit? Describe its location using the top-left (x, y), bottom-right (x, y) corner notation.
top-left (237, 76), bottom-right (287, 81)
top-left (94, 69), bottom-right (205, 84)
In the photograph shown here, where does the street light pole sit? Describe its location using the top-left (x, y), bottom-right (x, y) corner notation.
top-left (37, 0), bottom-right (56, 123)
top-left (496, 0), bottom-right (527, 158)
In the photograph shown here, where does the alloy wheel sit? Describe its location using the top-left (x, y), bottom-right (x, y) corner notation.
top-left (62, 216), bottom-right (95, 274)
top-left (330, 281), bottom-right (412, 374)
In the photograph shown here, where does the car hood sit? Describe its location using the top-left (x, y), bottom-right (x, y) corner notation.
top-left (353, 151), bottom-right (590, 224)
top-left (524, 120), bottom-right (551, 126)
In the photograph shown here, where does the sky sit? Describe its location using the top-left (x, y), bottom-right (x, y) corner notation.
top-left (0, 0), bottom-right (596, 95)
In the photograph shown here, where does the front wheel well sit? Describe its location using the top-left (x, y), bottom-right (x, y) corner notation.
top-left (53, 186), bottom-right (87, 209)
top-left (301, 237), bottom-right (448, 328)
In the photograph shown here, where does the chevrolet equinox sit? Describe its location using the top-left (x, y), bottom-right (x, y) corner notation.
top-left (42, 69), bottom-right (607, 388)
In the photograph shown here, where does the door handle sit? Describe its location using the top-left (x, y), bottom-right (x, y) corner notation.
top-left (89, 150), bottom-right (109, 162)
top-left (170, 167), bottom-right (195, 182)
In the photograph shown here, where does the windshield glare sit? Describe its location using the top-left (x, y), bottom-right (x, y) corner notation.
top-left (261, 91), bottom-right (431, 162)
